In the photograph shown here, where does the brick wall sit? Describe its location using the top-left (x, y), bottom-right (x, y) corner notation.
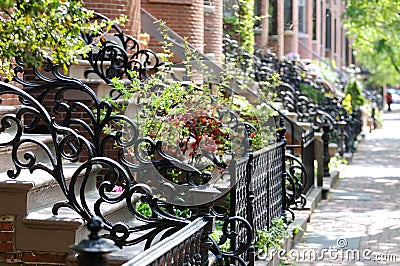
top-left (141, 0), bottom-right (205, 54)
top-left (84, 0), bottom-right (141, 39)
top-left (0, 215), bottom-right (68, 265)
top-left (204, 0), bottom-right (223, 64)
top-left (1, 73), bottom-right (25, 105)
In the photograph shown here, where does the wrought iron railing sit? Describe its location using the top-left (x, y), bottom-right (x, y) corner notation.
top-left (0, 67), bottom-right (197, 249)
top-left (267, 105), bottom-right (312, 208)
top-left (222, 36), bottom-right (312, 210)
top-left (0, 60), bottom-right (296, 266)
top-left (0, 14), bottom-right (303, 266)
top-left (81, 12), bottom-right (162, 86)
top-left (123, 217), bottom-right (208, 266)
top-left (206, 117), bottom-right (289, 265)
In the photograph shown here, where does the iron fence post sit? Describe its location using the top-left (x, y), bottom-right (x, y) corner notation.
top-left (246, 152), bottom-right (255, 265)
top-left (71, 216), bottom-right (119, 266)
top-left (277, 117), bottom-right (287, 221)
top-left (322, 124), bottom-right (331, 177)
top-left (197, 204), bottom-right (215, 266)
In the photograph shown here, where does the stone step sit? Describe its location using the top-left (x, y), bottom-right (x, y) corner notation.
top-left (18, 188), bottom-right (141, 253)
top-left (280, 109), bottom-right (299, 122)
top-left (0, 162), bottom-right (98, 214)
top-left (165, 66), bottom-right (187, 81)
top-left (68, 59), bottom-right (108, 80)
top-left (0, 132), bottom-right (144, 255)
top-left (0, 134), bottom-right (56, 173)
top-left (0, 105), bottom-right (20, 119)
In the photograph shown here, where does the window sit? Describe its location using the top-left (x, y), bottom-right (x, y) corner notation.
top-left (320, 1), bottom-right (324, 44)
top-left (312, 0), bottom-right (317, 39)
top-left (254, 0), bottom-right (261, 27)
top-left (284, 0), bottom-right (293, 30)
top-left (298, 0), bottom-right (306, 33)
top-left (269, 0), bottom-right (278, 35)
top-left (326, 8), bottom-right (331, 50)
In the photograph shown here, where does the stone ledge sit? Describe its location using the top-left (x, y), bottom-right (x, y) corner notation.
top-left (322, 167), bottom-right (343, 199)
top-left (302, 186), bottom-right (322, 214)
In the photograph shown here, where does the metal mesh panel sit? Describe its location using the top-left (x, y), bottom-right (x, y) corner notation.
top-left (230, 141), bottom-right (286, 263)
top-left (232, 158), bottom-right (249, 219)
top-left (302, 129), bottom-right (315, 193)
top-left (252, 147), bottom-right (270, 232)
top-left (229, 157), bottom-right (250, 264)
top-left (268, 143), bottom-right (284, 228)
top-left (150, 230), bottom-right (202, 266)
top-left (129, 218), bottom-right (206, 266)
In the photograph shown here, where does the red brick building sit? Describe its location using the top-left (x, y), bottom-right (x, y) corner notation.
top-left (82, 0), bottom-right (352, 69)
top-left (257, 0), bottom-right (353, 69)
top-left (85, 0), bottom-right (354, 68)
top-left (84, 0), bottom-right (224, 64)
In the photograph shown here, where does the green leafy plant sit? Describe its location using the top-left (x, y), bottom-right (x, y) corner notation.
top-left (0, 0), bottom-right (125, 79)
top-left (328, 156), bottom-right (348, 169)
top-left (344, 79), bottom-right (367, 108)
top-left (299, 83), bottom-right (324, 104)
top-left (291, 224), bottom-right (303, 236)
top-left (135, 202), bottom-right (152, 217)
top-left (341, 94), bottom-right (353, 114)
top-left (102, 18), bottom-right (280, 193)
top-left (255, 217), bottom-right (291, 255)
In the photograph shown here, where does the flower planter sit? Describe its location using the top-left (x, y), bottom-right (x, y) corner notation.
top-left (328, 143), bottom-right (338, 157)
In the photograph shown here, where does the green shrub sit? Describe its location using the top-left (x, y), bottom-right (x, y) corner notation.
top-left (344, 79), bottom-right (367, 108)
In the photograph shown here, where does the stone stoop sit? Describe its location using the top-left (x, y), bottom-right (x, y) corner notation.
top-left (0, 160), bottom-right (143, 265)
top-left (0, 121), bottom-right (143, 265)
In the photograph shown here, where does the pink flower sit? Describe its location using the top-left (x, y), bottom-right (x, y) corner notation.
top-left (112, 185), bottom-right (124, 192)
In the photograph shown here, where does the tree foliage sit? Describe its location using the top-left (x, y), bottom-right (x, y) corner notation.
top-left (0, 0), bottom-right (123, 78)
top-left (343, 0), bottom-right (400, 86)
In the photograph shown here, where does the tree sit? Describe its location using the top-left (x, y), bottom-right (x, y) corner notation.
top-left (343, 0), bottom-right (400, 86)
top-left (0, 0), bottom-right (122, 79)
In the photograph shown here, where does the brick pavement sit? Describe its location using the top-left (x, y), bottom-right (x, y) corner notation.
top-left (287, 105), bottom-right (400, 265)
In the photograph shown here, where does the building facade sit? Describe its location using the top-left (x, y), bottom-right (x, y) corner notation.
top-left (82, 0), bottom-right (353, 70)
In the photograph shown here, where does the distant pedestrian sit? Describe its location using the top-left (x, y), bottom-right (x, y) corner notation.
top-left (387, 92), bottom-right (392, 111)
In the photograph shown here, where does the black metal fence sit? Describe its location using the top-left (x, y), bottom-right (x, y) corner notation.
top-left (0, 59), bottom-right (292, 266)
top-left (122, 217), bottom-right (208, 266)
top-left (0, 14), bottom-right (309, 266)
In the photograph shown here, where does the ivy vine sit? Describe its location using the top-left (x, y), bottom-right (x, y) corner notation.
top-left (223, 0), bottom-right (255, 54)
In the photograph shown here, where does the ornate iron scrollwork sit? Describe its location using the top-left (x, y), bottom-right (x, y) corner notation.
top-left (0, 78), bottom-right (194, 250)
top-left (285, 153), bottom-right (307, 209)
top-left (210, 209), bottom-right (253, 266)
top-left (81, 12), bottom-right (162, 99)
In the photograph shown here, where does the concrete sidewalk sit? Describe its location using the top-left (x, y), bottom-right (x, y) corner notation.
top-left (288, 105), bottom-right (400, 265)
